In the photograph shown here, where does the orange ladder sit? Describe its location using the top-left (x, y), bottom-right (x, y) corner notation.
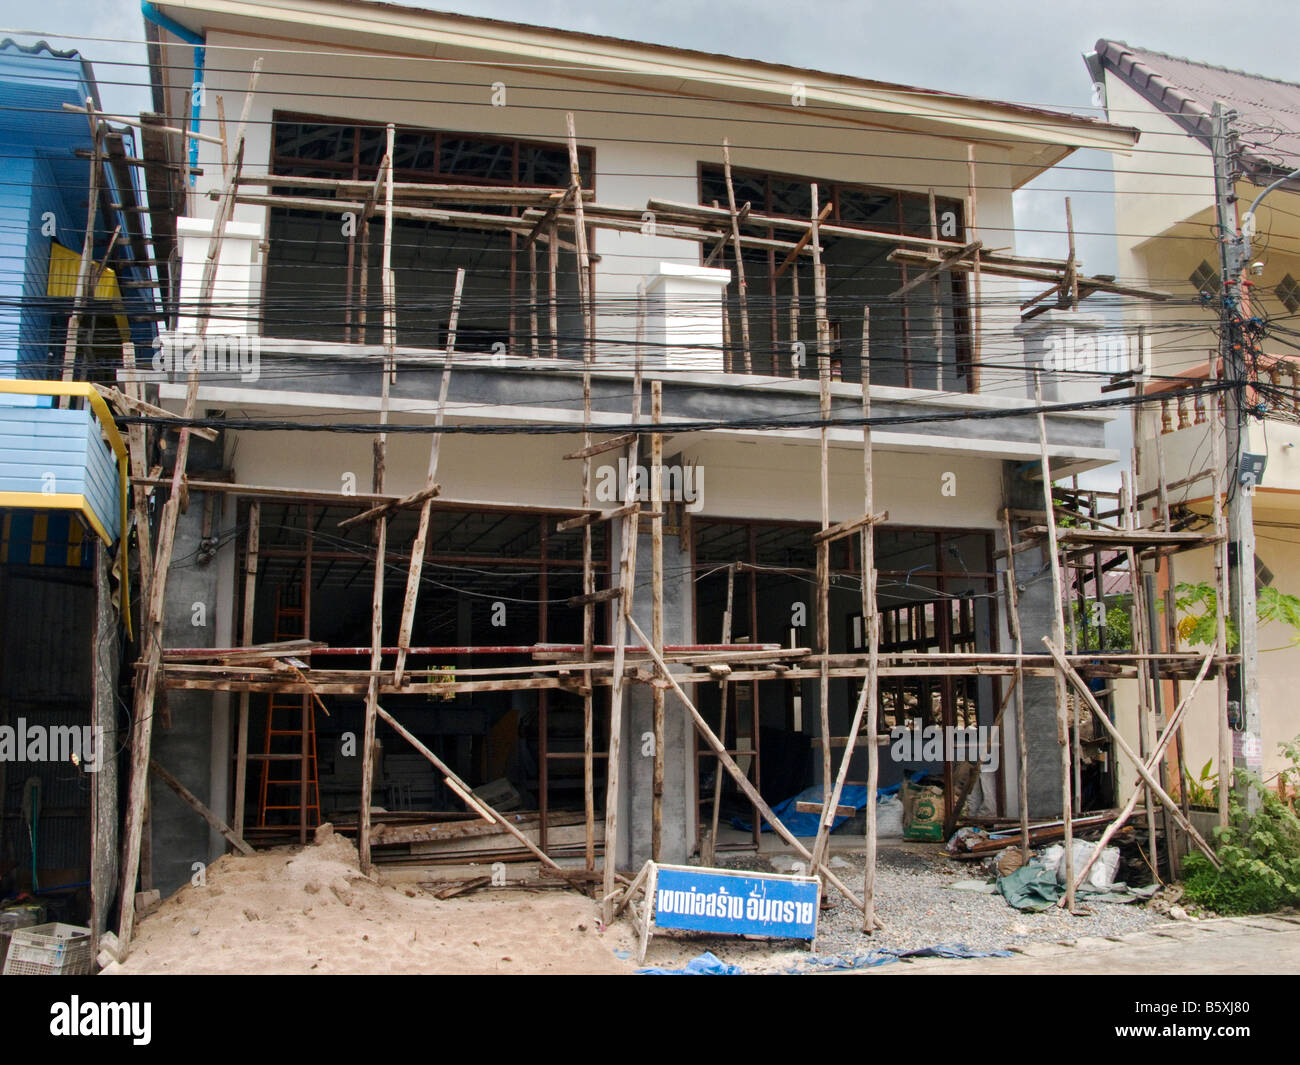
top-left (255, 587), bottom-right (320, 841)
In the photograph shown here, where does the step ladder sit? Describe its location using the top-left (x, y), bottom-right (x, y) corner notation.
top-left (256, 586), bottom-right (320, 842)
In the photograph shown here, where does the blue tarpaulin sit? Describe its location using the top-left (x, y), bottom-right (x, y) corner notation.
top-left (637, 951), bottom-right (745, 975)
top-left (637, 943), bottom-right (1016, 974)
top-left (730, 780), bottom-right (906, 836)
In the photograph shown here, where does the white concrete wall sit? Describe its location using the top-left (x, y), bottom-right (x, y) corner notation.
top-left (188, 32), bottom-right (1024, 373)
top-left (227, 423), bottom-right (1002, 530)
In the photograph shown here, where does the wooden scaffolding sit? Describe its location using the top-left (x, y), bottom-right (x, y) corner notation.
top-left (105, 95), bottom-right (1232, 957)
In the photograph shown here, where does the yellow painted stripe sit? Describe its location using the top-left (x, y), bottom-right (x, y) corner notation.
top-left (0, 381), bottom-right (131, 637)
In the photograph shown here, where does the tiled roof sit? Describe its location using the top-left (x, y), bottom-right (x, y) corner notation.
top-left (1094, 38), bottom-right (1300, 181)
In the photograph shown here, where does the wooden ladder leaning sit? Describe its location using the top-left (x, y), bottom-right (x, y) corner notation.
top-left (255, 586), bottom-right (320, 842)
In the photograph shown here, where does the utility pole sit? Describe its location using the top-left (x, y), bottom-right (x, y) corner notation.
top-left (1211, 101), bottom-right (1262, 812)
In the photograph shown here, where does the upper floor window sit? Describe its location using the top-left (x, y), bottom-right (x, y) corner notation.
top-left (699, 165), bottom-right (970, 390)
top-left (264, 113), bottom-right (593, 350)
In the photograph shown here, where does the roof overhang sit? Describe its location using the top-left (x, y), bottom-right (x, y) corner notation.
top-left (146, 0), bottom-right (1139, 183)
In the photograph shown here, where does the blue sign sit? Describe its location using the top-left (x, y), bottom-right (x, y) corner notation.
top-left (652, 865), bottom-right (819, 940)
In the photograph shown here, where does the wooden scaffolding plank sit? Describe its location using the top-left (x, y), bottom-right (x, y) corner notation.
top-left (394, 267), bottom-right (465, 684)
top-left (117, 60), bottom-right (262, 957)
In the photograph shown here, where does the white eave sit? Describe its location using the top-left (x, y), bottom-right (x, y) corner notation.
top-left (149, 0), bottom-right (1140, 173)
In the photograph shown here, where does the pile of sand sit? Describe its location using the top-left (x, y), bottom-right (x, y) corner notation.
top-left (105, 829), bottom-right (639, 975)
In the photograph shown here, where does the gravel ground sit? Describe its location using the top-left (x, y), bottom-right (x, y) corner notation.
top-left (645, 842), bottom-right (1170, 973)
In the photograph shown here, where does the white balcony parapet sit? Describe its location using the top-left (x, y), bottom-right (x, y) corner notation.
top-left (642, 262), bottom-right (731, 372)
top-left (175, 216), bottom-right (263, 336)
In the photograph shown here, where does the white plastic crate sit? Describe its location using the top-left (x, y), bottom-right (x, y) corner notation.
top-left (2, 922), bottom-right (92, 976)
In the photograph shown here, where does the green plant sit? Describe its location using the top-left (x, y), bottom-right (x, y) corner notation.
top-left (1182, 758), bottom-right (1219, 809)
top-left (1182, 779), bottom-right (1300, 914)
top-left (1163, 580), bottom-right (1300, 651)
top-left (1071, 594), bottom-right (1132, 652)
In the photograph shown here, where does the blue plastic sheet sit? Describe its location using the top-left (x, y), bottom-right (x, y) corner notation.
top-left (637, 951), bottom-right (745, 975)
top-left (639, 943), bottom-right (1015, 974)
top-left (730, 781), bottom-right (904, 837)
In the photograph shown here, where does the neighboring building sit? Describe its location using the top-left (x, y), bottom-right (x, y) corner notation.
top-left (134, 0), bottom-right (1145, 890)
top-left (1089, 39), bottom-right (1300, 791)
top-left (0, 39), bottom-right (153, 933)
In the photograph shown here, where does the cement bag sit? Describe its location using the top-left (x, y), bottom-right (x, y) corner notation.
top-left (902, 780), bottom-right (945, 841)
top-left (1061, 839), bottom-right (1121, 891)
top-left (876, 793), bottom-right (904, 839)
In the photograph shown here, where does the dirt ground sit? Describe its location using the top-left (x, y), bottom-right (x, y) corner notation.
top-left (101, 829), bottom-right (1165, 975)
top-left (104, 829), bottom-right (646, 975)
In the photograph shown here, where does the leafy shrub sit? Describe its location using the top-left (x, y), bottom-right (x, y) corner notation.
top-left (1182, 775), bottom-right (1300, 915)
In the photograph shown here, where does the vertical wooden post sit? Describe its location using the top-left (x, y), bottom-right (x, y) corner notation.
top-left (788, 263), bottom-right (800, 379)
top-left (60, 98), bottom-right (102, 400)
top-left (966, 145), bottom-right (982, 393)
top-left (117, 61), bottom-right (261, 956)
top-left (1002, 510), bottom-right (1031, 858)
top-left (650, 379), bottom-right (665, 860)
top-left (703, 563), bottom-right (735, 866)
top-left (601, 300), bottom-right (644, 923)
top-left (811, 183), bottom-right (832, 807)
top-left (359, 125), bottom-right (396, 876)
top-left (1035, 373), bottom-right (1075, 912)
top-left (1123, 468), bottom-right (1160, 877)
top-left (529, 241), bottom-right (540, 357)
top-left (722, 139), bottom-right (752, 373)
top-left (928, 189), bottom-right (945, 391)
top-left (232, 501), bottom-right (260, 841)
top-left (548, 221), bottom-right (560, 360)
top-left (565, 114), bottom-right (598, 873)
top-left (1065, 197), bottom-right (1079, 309)
top-left (394, 268), bottom-right (465, 684)
top-left (860, 310), bottom-right (882, 930)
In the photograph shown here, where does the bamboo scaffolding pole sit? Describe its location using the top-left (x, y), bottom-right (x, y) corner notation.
top-left (789, 263), bottom-right (800, 379)
top-left (1034, 373), bottom-right (1076, 913)
top-left (529, 241), bottom-right (540, 358)
top-left (966, 145), bottom-right (982, 391)
top-left (393, 268), bottom-right (465, 684)
top-left (359, 124), bottom-right (396, 876)
top-left (1123, 467), bottom-right (1162, 878)
top-left (600, 300), bottom-right (644, 923)
top-left (650, 380), bottom-right (666, 860)
top-left (60, 98), bottom-right (102, 401)
top-left (811, 183), bottom-right (833, 808)
top-left (628, 616), bottom-right (879, 922)
top-left (1068, 650), bottom-right (1213, 895)
top-left (1068, 479), bottom-right (1083, 812)
top-left (232, 501), bottom-right (260, 842)
top-left (703, 563), bottom-right (735, 867)
top-left (374, 706), bottom-right (567, 874)
top-left (566, 113), bottom-right (598, 873)
top-left (805, 309), bottom-right (880, 925)
top-left (1043, 639), bottom-right (1221, 868)
top-left (1002, 510), bottom-right (1031, 859)
top-left (859, 309), bottom-right (881, 932)
top-left (721, 139), bottom-right (752, 373)
top-left (116, 60), bottom-right (261, 958)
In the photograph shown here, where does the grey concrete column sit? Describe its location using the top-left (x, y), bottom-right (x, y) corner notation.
top-left (149, 490), bottom-right (221, 896)
top-left (624, 523), bottom-right (693, 867)
top-left (1003, 461), bottom-right (1065, 818)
